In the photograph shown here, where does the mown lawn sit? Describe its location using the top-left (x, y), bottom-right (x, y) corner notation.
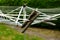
top-left (0, 23), bottom-right (44, 40)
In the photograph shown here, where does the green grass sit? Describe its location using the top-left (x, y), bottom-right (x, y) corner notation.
top-left (0, 23), bottom-right (44, 40)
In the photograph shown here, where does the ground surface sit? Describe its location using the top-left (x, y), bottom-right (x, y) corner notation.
top-left (0, 23), bottom-right (44, 40)
top-left (27, 28), bottom-right (60, 40)
top-left (10, 25), bottom-right (60, 40)
top-left (0, 23), bottom-right (60, 40)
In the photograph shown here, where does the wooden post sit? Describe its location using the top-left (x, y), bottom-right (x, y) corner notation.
top-left (21, 10), bottom-right (39, 33)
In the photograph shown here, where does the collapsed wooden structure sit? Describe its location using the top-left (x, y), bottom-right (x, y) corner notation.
top-left (0, 5), bottom-right (60, 33)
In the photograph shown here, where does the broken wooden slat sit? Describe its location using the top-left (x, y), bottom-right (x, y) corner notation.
top-left (21, 10), bottom-right (39, 33)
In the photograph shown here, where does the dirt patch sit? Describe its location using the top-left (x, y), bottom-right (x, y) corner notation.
top-left (7, 25), bottom-right (60, 40)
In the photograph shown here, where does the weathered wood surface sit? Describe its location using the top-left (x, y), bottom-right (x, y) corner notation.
top-left (21, 10), bottom-right (39, 33)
